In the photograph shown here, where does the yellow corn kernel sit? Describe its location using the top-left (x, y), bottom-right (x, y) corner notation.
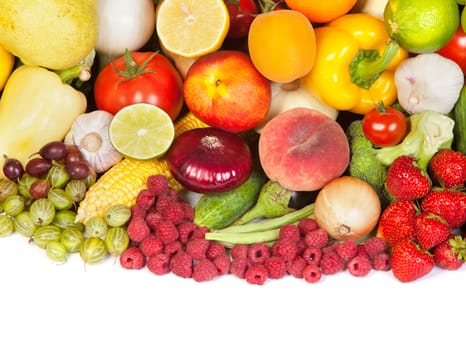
top-left (75, 112), bottom-right (209, 223)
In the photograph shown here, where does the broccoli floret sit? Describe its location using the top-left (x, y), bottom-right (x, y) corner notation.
top-left (375, 110), bottom-right (455, 171)
top-left (346, 120), bottom-right (390, 206)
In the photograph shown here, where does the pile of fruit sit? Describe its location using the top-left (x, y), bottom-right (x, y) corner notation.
top-left (0, 0), bottom-right (465, 284)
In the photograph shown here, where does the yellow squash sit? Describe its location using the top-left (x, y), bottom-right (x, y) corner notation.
top-left (0, 65), bottom-right (87, 169)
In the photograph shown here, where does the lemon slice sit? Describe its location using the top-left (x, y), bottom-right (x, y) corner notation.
top-left (109, 103), bottom-right (175, 160)
top-left (155, 0), bottom-right (230, 58)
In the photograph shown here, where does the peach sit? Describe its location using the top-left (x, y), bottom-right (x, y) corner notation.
top-left (258, 107), bottom-right (350, 191)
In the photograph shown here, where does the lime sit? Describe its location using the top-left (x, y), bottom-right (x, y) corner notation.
top-left (109, 103), bottom-right (175, 160)
top-left (384, 0), bottom-right (459, 53)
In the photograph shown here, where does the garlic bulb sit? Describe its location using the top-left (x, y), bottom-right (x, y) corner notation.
top-left (64, 110), bottom-right (122, 173)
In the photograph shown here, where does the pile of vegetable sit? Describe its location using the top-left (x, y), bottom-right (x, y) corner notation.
top-left (0, 0), bottom-right (465, 284)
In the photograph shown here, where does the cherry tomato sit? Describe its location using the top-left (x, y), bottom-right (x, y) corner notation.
top-left (224, 0), bottom-right (258, 38)
top-left (94, 51), bottom-right (184, 120)
top-left (437, 25), bottom-right (466, 75)
top-left (362, 103), bottom-right (408, 147)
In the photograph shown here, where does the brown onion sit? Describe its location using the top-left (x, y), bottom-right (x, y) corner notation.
top-left (314, 176), bottom-right (381, 241)
top-left (167, 127), bottom-right (253, 193)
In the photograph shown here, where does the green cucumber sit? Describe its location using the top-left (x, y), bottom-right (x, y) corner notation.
top-left (194, 168), bottom-right (267, 230)
top-left (453, 86), bottom-right (466, 154)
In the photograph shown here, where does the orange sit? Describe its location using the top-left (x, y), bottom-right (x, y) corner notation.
top-left (285, 0), bottom-right (358, 23)
top-left (155, 0), bottom-right (230, 58)
top-left (247, 10), bottom-right (316, 84)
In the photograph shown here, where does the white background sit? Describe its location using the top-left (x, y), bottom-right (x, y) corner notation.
top-left (0, 232), bottom-right (464, 350)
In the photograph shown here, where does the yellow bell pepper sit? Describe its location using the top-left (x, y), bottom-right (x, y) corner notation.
top-left (0, 44), bottom-right (14, 91)
top-left (301, 13), bottom-right (408, 115)
top-left (0, 65), bottom-right (87, 168)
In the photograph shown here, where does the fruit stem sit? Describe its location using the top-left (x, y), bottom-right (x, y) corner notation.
top-left (233, 181), bottom-right (293, 225)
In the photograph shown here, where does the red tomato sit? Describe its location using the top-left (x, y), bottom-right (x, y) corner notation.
top-left (437, 25), bottom-right (466, 75)
top-left (362, 104), bottom-right (408, 147)
top-left (224, 0), bottom-right (258, 38)
top-left (94, 51), bottom-right (184, 120)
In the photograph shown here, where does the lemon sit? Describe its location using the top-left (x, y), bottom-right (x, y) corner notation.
top-left (384, 0), bottom-right (459, 53)
top-left (109, 103), bottom-right (175, 160)
top-left (155, 0), bottom-right (230, 58)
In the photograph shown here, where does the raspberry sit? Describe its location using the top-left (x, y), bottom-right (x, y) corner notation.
top-left (178, 221), bottom-right (198, 243)
top-left (127, 216), bottom-right (151, 242)
top-left (170, 251), bottom-right (192, 278)
top-left (230, 244), bottom-right (249, 260)
top-left (162, 202), bottom-right (186, 225)
top-left (147, 174), bottom-right (169, 196)
top-left (193, 259), bottom-right (218, 282)
top-left (297, 217), bottom-right (319, 236)
top-left (357, 244), bottom-right (369, 259)
top-left (286, 256), bottom-right (307, 278)
top-left (155, 220), bottom-right (179, 244)
top-left (302, 263), bottom-right (322, 283)
top-left (245, 264), bottom-right (268, 285)
top-left (347, 255), bottom-right (372, 277)
top-left (322, 241), bottom-right (339, 254)
top-left (247, 243), bottom-right (271, 264)
top-left (136, 189), bottom-right (156, 210)
top-left (206, 242), bottom-right (226, 260)
top-left (147, 253), bottom-right (171, 275)
top-left (213, 254), bottom-right (230, 275)
top-left (304, 228), bottom-right (329, 249)
top-left (264, 256), bottom-right (286, 279)
top-left (371, 252), bottom-right (392, 271)
top-left (271, 239), bottom-right (297, 261)
top-left (335, 240), bottom-right (358, 261)
top-left (131, 205), bottom-right (147, 219)
top-left (140, 235), bottom-right (164, 257)
top-left (164, 240), bottom-right (183, 256)
top-left (155, 195), bottom-right (174, 213)
top-left (145, 209), bottom-right (164, 231)
top-left (319, 251), bottom-right (345, 275)
top-left (363, 237), bottom-right (389, 258)
top-left (278, 224), bottom-right (300, 242)
top-left (120, 247), bottom-right (146, 270)
top-left (192, 226), bottom-right (209, 240)
top-left (181, 202), bottom-right (195, 221)
top-left (230, 257), bottom-right (249, 279)
top-left (186, 239), bottom-right (210, 260)
top-left (296, 238), bottom-right (308, 256)
top-left (302, 247), bottom-right (322, 265)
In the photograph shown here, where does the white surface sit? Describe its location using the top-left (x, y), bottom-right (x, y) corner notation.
top-left (0, 232), bottom-right (463, 350)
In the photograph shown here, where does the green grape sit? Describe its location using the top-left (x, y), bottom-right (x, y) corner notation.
top-left (17, 174), bottom-right (38, 199)
top-left (52, 210), bottom-right (84, 231)
top-left (60, 227), bottom-right (84, 253)
top-left (32, 225), bottom-right (61, 249)
top-left (105, 227), bottom-right (129, 256)
top-left (3, 194), bottom-right (25, 216)
top-left (45, 241), bottom-right (68, 263)
top-left (0, 215), bottom-right (14, 237)
top-left (85, 216), bottom-right (108, 238)
top-left (48, 163), bottom-right (70, 188)
top-left (47, 188), bottom-right (74, 210)
top-left (30, 198), bottom-right (55, 226)
top-left (104, 204), bottom-right (131, 227)
top-left (0, 178), bottom-right (18, 201)
top-left (80, 237), bottom-right (108, 265)
top-left (14, 211), bottom-right (37, 237)
top-left (65, 180), bottom-right (87, 203)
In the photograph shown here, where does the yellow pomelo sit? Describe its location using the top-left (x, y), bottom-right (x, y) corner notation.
top-left (109, 104), bottom-right (175, 160)
top-left (155, 0), bottom-right (230, 58)
top-left (384, 0), bottom-right (459, 53)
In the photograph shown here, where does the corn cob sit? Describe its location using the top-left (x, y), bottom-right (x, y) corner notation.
top-left (75, 112), bottom-right (209, 223)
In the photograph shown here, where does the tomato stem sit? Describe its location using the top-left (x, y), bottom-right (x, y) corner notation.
top-left (112, 49), bottom-right (158, 81)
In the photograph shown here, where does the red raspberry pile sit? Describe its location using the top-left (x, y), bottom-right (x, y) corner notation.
top-left (119, 174), bottom-right (392, 284)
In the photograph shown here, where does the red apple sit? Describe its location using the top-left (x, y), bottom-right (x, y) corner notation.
top-left (183, 50), bottom-right (271, 133)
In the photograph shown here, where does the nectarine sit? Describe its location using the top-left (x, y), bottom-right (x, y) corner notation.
top-left (258, 107), bottom-right (350, 191)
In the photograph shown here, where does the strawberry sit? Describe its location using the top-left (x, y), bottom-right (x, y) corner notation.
top-left (432, 235), bottom-right (466, 271)
top-left (378, 200), bottom-right (417, 247)
top-left (391, 239), bottom-right (434, 283)
top-left (428, 149), bottom-right (466, 189)
top-left (385, 155), bottom-right (431, 200)
top-left (421, 188), bottom-right (466, 229)
top-left (415, 212), bottom-right (450, 250)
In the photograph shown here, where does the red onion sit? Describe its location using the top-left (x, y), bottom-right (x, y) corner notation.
top-left (167, 127), bottom-right (253, 193)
